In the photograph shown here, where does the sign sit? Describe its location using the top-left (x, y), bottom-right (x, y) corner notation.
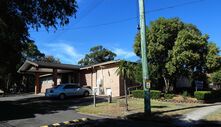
top-left (195, 80), bottom-right (203, 90)
top-left (145, 80), bottom-right (151, 89)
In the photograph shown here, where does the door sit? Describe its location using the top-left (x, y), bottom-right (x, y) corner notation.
top-left (64, 85), bottom-right (80, 96)
top-left (63, 85), bottom-right (76, 96)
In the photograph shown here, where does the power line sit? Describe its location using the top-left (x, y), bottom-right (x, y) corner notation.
top-left (30, 0), bottom-right (205, 33)
top-left (74, 0), bottom-right (105, 25)
top-left (44, 0), bottom-right (105, 43)
top-left (147, 0), bottom-right (204, 13)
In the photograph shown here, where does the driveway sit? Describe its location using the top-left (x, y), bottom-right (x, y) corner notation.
top-left (0, 94), bottom-right (107, 127)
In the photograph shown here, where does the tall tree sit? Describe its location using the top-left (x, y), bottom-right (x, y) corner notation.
top-left (78, 45), bottom-right (116, 66)
top-left (116, 60), bottom-right (135, 111)
top-left (133, 17), bottom-right (220, 93)
top-left (165, 28), bottom-right (208, 91)
top-left (134, 17), bottom-right (185, 92)
top-left (206, 43), bottom-right (221, 72)
top-left (0, 0), bottom-right (77, 90)
top-left (38, 55), bottom-right (60, 64)
top-left (22, 41), bottom-right (45, 62)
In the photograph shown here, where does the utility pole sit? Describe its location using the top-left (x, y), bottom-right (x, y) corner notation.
top-left (138, 0), bottom-right (151, 115)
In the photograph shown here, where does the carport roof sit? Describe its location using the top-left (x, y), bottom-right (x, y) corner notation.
top-left (18, 60), bottom-right (80, 74)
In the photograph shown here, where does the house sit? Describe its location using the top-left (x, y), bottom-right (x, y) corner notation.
top-left (18, 60), bottom-right (136, 97)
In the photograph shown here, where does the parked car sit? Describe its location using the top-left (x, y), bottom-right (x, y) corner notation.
top-left (0, 89), bottom-right (4, 96)
top-left (45, 83), bottom-right (91, 99)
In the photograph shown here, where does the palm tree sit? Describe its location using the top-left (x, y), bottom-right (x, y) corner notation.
top-left (116, 60), bottom-right (135, 111)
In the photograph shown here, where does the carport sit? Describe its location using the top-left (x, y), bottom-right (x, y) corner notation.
top-left (18, 60), bottom-right (80, 94)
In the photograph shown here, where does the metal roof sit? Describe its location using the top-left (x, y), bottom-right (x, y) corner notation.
top-left (18, 60), bottom-right (121, 74)
top-left (17, 60), bottom-right (80, 73)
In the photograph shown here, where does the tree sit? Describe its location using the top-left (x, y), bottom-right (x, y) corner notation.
top-left (0, 0), bottom-right (77, 90)
top-left (133, 17), bottom-right (220, 93)
top-left (134, 63), bottom-right (143, 84)
top-left (116, 60), bottom-right (135, 111)
top-left (211, 70), bottom-right (221, 86)
top-left (38, 55), bottom-right (60, 63)
top-left (78, 45), bottom-right (116, 66)
top-left (22, 41), bottom-right (45, 62)
top-left (206, 43), bottom-right (221, 72)
top-left (134, 17), bottom-right (185, 92)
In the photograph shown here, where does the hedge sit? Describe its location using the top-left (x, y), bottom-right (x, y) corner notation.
top-left (131, 90), bottom-right (161, 99)
top-left (164, 93), bottom-right (175, 99)
top-left (194, 91), bottom-right (211, 100)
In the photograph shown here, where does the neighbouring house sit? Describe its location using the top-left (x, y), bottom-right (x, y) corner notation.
top-left (18, 60), bottom-right (137, 97)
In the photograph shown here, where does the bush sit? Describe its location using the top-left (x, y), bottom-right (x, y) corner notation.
top-left (131, 90), bottom-right (144, 98)
top-left (182, 91), bottom-right (189, 97)
top-left (164, 93), bottom-right (175, 99)
top-left (151, 90), bottom-right (161, 99)
top-left (194, 91), bottom-right (211, 100)
top-left (131, 90), bottom-right (161, 99)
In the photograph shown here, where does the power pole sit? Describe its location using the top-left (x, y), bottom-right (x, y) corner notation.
top-left (138, 0), bottom-right (151, 115)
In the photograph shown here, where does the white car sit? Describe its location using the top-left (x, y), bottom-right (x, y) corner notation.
top-left (0, 89), bottom-right (4, 96)
top-left (45, 83), bottom-right (91, 99)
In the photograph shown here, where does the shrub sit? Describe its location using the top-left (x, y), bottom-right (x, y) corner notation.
top-left (164, 93), bottom-right (175, 99)
top-left (194, 91), bottom-right (211, 100)
top-left (131, 90), bottom-right (161, 99)
top-left (131, 90), bottom-right (144, 98)
top-left (182, 91), bottom-right (189, 97)
top-left (151, 90), bottom-right (161, 99)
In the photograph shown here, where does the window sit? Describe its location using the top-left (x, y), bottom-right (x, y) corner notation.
top-left (63, 85), bottom-right (74, 89)
top-left (63, 85), bottom-right (80, 89)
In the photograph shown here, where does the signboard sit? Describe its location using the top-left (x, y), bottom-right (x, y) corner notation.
top-left (145, 80), bottom-right (151, 89)
top-left (195, 80), bottom-right (203, 91)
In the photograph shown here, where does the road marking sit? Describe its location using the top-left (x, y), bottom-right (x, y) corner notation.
top-left (40, 118), bottom-right (91, 127)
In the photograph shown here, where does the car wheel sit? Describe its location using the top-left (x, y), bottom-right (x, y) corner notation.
top-left (83, 91), bottom-right (89, 97)
top-left (59, 93), bottom-right (65, 100)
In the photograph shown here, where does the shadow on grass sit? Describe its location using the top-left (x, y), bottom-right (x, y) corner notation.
top-left (151, 105), bottom-right (167, 108)
top-left (49, 112), bottom-right (221, 127)
top-left (0, 96), bottom-right (107, 121)
top-left (155, 103), bottom-right (221, 114)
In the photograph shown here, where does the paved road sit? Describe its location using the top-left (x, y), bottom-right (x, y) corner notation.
top-left (0, 94), bottom-right (107, 127)
top-left (183, 103), bottom-right (221, 121)
top-left (174, 103), bottom-right (221, 127)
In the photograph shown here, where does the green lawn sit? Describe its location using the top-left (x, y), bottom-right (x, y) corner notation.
top-left (77, 98), bottom-right (201, 117)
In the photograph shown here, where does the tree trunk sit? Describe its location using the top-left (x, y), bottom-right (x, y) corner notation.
top-left (163, 76), bottom-right (170, 93)
top-left (124, 78), bottom-right (128, 111)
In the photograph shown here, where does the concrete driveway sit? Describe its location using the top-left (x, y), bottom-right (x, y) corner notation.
top-left (0, 94), bottom-right (107, 127)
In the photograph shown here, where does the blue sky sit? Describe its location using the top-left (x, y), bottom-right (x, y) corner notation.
top-left (30, 0), bottom-right (221, 64)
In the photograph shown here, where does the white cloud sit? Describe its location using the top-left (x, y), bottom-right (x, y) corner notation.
top-left (41, 42), bottom-right (84, 64)
top-left (113, 48), bottom-right (136, 59)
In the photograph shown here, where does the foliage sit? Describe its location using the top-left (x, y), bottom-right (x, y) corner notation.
top-left (78, 45), bottom-right (116, 66)
top-left (0, 0), bottom-right (77, 90)
top-left (131, 90), bottom-right (161, 99)
top-left (37, 55), bottom-right (60, 63)
top-left (194, 91), bottom-right (211, 100)
top-left (206, 43), bottom-right (221, 72)
top-left (134, 62), bottom-right (143, 84)
top-left (116, 60), bottom-right (135, 111)
top-left (22, 41), bottom-right (45, 61)
top-left (131, 90), bottom-right (144, 98)
top-left (166, 29), bottom-right (208, 77)
top-left (211, 70), bottom-right (221, 85)
top-left (116, 60), bottom-right (135, 80)
top-left (182, 91), bottom-right (189, 97)
top-left (133, 17), bottom-right (221, 92)
top-left (151, 90), bottom-right (162, 99)
top-left (164, 93), bottom-right (175, 99)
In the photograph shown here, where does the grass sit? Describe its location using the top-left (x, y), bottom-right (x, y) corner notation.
top-left (76, 98), bottom-right (201, 117)
top-left (204, 108), bottom-right (221, 121)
